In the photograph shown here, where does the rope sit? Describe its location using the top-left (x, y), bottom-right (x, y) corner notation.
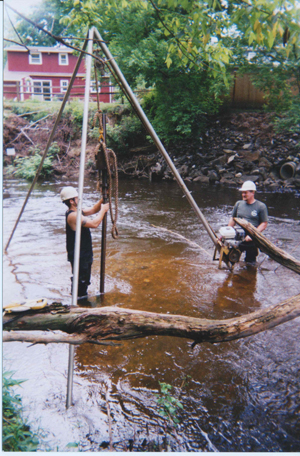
top-left (93, 63), bottom-right (104, 142)
top-left (93, 62), bottom-right (119, 239)
top-left (93, 111), bottom-right (104, 142)
top-left (102, 142), bottom-right (119, 239)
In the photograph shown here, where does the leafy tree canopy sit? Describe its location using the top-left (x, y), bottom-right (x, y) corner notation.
top-left (59, 0), bottom-right (300, 72)
top-left (6, 0), bottom-right (300, 141)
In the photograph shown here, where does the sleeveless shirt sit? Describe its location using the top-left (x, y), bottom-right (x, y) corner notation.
top-left (66, 210), bottom-right (93, 263)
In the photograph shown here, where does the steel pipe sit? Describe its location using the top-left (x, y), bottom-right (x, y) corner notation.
top-left (280, 161), bottom-right (297, 180)
top-left (100, 113), bottom-right (108, 294)
top-left (66, 29), bottom-right (94, 409)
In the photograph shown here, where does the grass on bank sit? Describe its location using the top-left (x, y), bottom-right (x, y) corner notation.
top-left (3, 99), bottom-right (121, 121)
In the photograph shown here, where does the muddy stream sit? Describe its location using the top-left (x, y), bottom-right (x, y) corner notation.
top-left (3, 177), bottom-right (300, 451)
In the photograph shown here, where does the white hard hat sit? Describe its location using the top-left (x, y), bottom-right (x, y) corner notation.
top-left (60, 186), bottom-right (78, 202)
top-left (239, 180), bottom-right (256, 191)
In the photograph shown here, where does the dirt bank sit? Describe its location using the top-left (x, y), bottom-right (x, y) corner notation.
top-left (3, 110), bottom-right (300, 192)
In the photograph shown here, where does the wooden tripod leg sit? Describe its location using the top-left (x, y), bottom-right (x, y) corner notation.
top-left (213, 246), bottom-right (218, 261)
top-left (219, 247), bottom-right (224, 269)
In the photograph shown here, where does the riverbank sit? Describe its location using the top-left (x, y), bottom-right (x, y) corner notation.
top-left (3, 106), bottom-right (300, 193)
top-left (118, 111), bottom-right (300, 193)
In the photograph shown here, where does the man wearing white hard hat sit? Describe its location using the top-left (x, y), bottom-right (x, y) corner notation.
top-left (228, 180), bottom-right (268, 263)
top-left (60, 186), bottom-right (109, 297)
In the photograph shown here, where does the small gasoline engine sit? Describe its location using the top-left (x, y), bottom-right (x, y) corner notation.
top-left (217, 226), bottom-right (245, 264)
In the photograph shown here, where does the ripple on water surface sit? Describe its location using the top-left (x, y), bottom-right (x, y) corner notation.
top-left (3, 178), bottom-right (300, 451)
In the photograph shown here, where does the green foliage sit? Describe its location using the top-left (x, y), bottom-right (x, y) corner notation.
top-left (143, 69), bottom-right (228, 142)
top-left (3, 371), bottom-right (39, 451)
top-left (106, 114), bottom-right (148, 154)
top-left (65, 100), bottom-right (84, 126)
top-left (250, 68), bottom-right (296, 112)
top-left (11, 103), bottom-right (49, 120)
top-left (7, 100), bottom-right (56, 119)
top-left (273, 97), bottom-right (300, 135)
top-left (66, 442), bottom-right (79, 449)
top-left (10, 104), bottom-right (49, 120)
top-left (155, 382), bottom-right (184, 426)
top-left (85, 158), bottom-right (95, 170)
top-left (6, 143), bottom-right (59, 180)
top-left (64, 101), bottom-right (116, 128)
top-left (5, 0), bottom-right (71, 47)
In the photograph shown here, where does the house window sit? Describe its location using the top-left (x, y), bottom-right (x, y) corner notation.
top-left (60, 80), bottom-right (69, 93)
top-left (29, 52), bottom-right (42, 65)
top-left (59, 53), bottom-right (69, 65)
top-left (33, 80), bottom-right (52, 101)
top-left (90, 80), bottom-right (101, 93)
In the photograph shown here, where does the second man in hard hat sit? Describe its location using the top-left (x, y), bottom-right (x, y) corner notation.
top-left (228, 180), bottom-right (268, 263)
top-left (60, 186), bottom-right (110, 297)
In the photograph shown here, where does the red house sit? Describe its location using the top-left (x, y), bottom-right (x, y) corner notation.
top-left (4, 44), bottom-right (113, 103)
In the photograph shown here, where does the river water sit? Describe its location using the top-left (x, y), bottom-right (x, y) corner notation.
top-left (3, 176), bottom-right (300, 451)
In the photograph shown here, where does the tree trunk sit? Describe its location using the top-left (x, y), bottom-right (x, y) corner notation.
top-left (3, 295), bottom-right (300, 346)
top-left (234, 217), bottom-right (300, 275)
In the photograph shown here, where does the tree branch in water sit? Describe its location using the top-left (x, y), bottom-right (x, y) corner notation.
top-left (3, 294), bottom-right (300, 346)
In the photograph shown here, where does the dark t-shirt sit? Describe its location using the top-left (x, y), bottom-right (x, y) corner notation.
top-left (231, 200), bottom-right (268, 227)
top-left (66, 210), bottom-right (93, 263)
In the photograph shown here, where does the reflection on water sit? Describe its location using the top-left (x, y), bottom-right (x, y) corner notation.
top-left (3, 177), bottom-right (300, 451)
top-left (214, 265), bottom-right (260, 317)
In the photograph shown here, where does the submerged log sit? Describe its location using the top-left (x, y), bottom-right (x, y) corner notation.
top-left (234, 217), bottom-right (300, 275)
top-left (3, 295), bottom-right (300, 346)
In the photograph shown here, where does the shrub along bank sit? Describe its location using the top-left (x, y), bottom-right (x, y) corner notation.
top-left (2, 371), bottom-right (39, 451)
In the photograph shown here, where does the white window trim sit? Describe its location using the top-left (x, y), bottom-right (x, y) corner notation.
top-left (25, 78), bottom-right (32, 93)
top-left (59, 53), bottom-right (69, 65)
top-left (90, 80), bottom-right (101, 93)
top-left (60, 80), bottom-right (69, 93)
top-left (29, 52), bottom-right (42, 65)
top-left (32, 79), bottom-right (52, 100)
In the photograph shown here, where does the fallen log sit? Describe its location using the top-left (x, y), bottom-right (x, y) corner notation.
top-left (2, 331), bottom-right (120, 346)
top-left (3, 295), bottom-right (300, 346)
top-left (234, 217), bottom-right (300, 275)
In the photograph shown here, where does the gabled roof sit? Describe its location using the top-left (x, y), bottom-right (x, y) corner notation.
top-left (4, 44), bottom-right (74, 53)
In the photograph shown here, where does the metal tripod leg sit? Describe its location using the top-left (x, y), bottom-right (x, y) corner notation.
top-left (66, 29), bottom-right (94, 409)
